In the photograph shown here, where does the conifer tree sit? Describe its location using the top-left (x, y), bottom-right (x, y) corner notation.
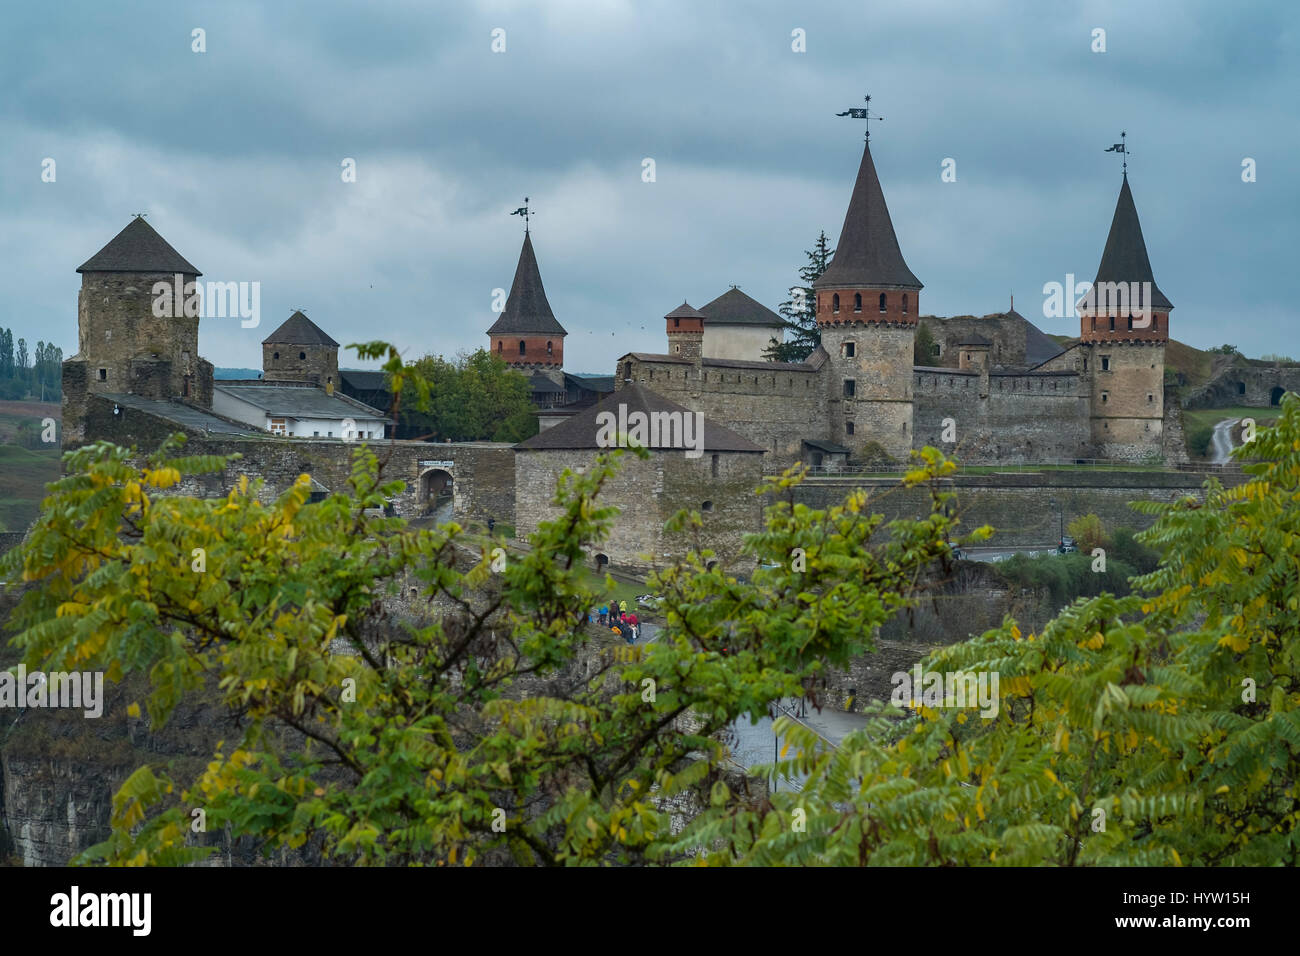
top-left (765, 231), bottom-right (833, 362)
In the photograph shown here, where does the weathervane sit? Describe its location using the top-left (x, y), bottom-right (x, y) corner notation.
top-left (837, 94), bottom-right (883, 140)
top-left (132, 212), bottom-right (148, 219)
top-left (1104, 131), bottom-right (1129, 175)
top-left (510, 197), bottom-right (532, 233)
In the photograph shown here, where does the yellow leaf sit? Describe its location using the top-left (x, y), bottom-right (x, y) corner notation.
top-left (127, 702), bottom-right (141, 718)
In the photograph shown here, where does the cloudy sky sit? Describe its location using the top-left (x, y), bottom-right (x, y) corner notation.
top-left (2, 0), bottom-right (1296, 372)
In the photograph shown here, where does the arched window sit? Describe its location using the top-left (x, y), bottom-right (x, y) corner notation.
top-left (273, 352), bottom-right (279, 360)
top-left (299, 351), bottom-right (306, 360)
top-left (832, 293), bottom-right (840, 313)
top-left (853, 293), bottom-right (862, 312)
top-left (497, 340), bottom-right (503, 353)
top-left (546, 340), bottom-right (553, 356)
top-left (902, 293), bottom-right (909, 314)
top-left (518, 340), bottom-right (526, 356)
top-left (879, 293), bottom-right (887, 313)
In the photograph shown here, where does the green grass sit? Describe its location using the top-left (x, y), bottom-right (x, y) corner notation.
top-left (1181, 406), bottom-right (1281, 434)
top-left (0, 442), bottom-right (60, 532)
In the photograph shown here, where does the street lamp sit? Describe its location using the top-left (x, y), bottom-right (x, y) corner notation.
top-left (1048, 497), bottom-right (1064, 550)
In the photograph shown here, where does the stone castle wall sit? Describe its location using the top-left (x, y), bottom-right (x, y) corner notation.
top-left (514, 447), bottom-right (763, 571)
top-left (617, 357), bottom-right (826, 464)
top-left (783, 470), bottom-right (1240, 549)
top-left (912, 369), bottom-right (1091, 462)
top-left (79, 395), bottom-right (515, 524)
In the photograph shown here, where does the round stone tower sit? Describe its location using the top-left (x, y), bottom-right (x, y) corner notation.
top-left (812, 137), bottom-right (922, 459)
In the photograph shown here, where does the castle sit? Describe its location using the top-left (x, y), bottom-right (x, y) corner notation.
top-left (57, 124), bottom-right (1191, 573)
top-left (503, 133), bottom-right (1184, 469)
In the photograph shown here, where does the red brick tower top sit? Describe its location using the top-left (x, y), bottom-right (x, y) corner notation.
top-left (813, 136), bottom-right (922, 327)
top-left (1078, 173), bottom-right (1173, 343)
top-left (488, 229), bottom-right (567, 369)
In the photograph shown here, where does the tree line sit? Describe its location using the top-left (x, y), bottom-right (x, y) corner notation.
top-left (0, 327), bottom-right (63, 401)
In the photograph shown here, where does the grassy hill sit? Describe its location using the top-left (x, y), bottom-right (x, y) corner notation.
top-left (0, 401), bottom-right (61, 533)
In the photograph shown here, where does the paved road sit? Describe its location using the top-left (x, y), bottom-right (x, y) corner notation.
top-left (962, 546), bottom-right (1058, 563)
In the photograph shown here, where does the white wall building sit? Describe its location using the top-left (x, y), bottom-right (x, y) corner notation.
top-left (213, 383), bottom-right (390, 439)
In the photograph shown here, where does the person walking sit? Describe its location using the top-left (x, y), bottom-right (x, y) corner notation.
top-left (618, 599), bottom-right (628, 620)
top-left (599, 604), bottom-right (608, 626)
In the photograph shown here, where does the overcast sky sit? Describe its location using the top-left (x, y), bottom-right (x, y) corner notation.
top-left (2, 0), bottom-right (1296, 373)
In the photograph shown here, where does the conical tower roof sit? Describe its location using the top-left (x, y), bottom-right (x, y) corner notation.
top-left (77, 216), bottom-right (201, 275)
top-left (814, 140), bottom-right (921, 291)
top-left (488, 232), bottom-right (567, 336)
top-left (1091, 174), bottom-right (1173, 310)
top-left (262, 310), bottom-right (339, 347)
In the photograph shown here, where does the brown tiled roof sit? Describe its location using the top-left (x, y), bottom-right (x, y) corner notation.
top-left (488, 232), bottom-right (567, 336)
top-left (516, 383), bottom-right (764, 452)
top-left (665, 302), bottom-right (706, 319)
top-left (699, 288), bottom-right (783, 327)
top-left (1089, 174), bottom-right (1173, 311)
top-left (814, 140), bottom-right (921, 291)
top-left (77, 217), bottom-right (201, 275)
top-left (262, 311), bottom-right (339, 347)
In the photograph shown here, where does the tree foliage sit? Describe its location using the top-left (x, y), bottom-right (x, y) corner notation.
top-left (765, 231), bottom-right (832, 363)
top-left (395, 348), bottom-right (536, 443)
top-left (5, 345), bottom-right (1299, 865)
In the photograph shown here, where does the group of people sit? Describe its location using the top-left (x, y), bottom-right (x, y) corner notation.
top-left (593, 600), bottom-right (640, 644)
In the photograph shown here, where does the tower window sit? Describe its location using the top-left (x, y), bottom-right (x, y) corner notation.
top-left (1148, 393), bottom-right (1154, 403)
top-left (842, 342), bottom-right (855, 358)
top-left (674, 318), bottom-right (680, 328)
top-left (546, 340), bottom-right (553, 356)
top-left (853, 293), bottom-right (862, 313)
top-left (879, 293), bottom-right (887, 313)
top-left (498, 341), bottom-right (503, 353)
top-left (1127, 315), bottom-right (1133, 330)
top-left (832, 294), bottom-right (840, 314)
top-left (518, 340), bottom-right (526, 356)
top-left (902, 293), bottom-right (909, 314)
top-left (299, 351), bottom-right (306, 360)
top-left (701, 500), bottom-right (713, 513)
top-left (1101, 356), bottom-right (1110, 371)
top-left (843, 379), bottom-right (856, 398)
top-left (1101, 392), bottom-right (1109, 403)
top-left (710, 454), bottom-right (719, 478)
top-left (273, 352), bottom-right (280, 360)
top-left (846, 421), bottom-right (855, 435)
top-left (98, 368), bottom-right (107, 381)
top-left (1109, 315), bottom-right (1115, 331)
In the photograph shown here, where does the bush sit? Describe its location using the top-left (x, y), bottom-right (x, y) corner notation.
top-left (1111, 527), bottom-right (1160, 575)
top-left (995, 551), bottom-right (1137, 605)
top-left (1186, 423), bottom-right (1214, 458)
top-left (1066, 513), bottom-right (1108, 553)
top-left (857, 441), bottom-right (895, 466)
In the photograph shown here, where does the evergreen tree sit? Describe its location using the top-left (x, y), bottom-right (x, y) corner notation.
top-left (765, 231), bottom-right (833, 362)
top-left (15, 337), bottom-right (28, 391)
top-left (0, 327), bottom-right (13, 378)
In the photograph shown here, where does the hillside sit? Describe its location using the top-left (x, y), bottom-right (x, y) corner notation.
top-left (0, 400), bottom-right (61, 532)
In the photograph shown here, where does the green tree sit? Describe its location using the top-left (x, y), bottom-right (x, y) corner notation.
top-left (765, 231), bottom-right (832, 363)
top-left (678, 393), bottom-right (1300, 865)
top-left (397, 349), bottom-right (534, 443)
top-left (914, 322), bottom-right (936, 366)
top-left (1066, 513), bottom-right (1108, 553)
top-left (0, 327), bottom-right (13, 379)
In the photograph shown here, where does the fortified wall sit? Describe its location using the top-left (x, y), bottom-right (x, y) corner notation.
top-left (616, 353), bottom-right (827, 462)
top-left (783, 469), bottom-right (1244, 549)
top-left (911, 368), bottom-right (1090, 462)
top-left (79, 394), bottom-right (515, 524)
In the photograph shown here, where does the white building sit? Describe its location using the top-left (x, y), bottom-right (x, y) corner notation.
top-left (699, 287), bottom-right (785, 361)
top-left (212, 383), bottom-right (390, 439)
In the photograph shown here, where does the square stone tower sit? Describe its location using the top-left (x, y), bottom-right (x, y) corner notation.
top-left (62, 217), bottom-right (212, 444)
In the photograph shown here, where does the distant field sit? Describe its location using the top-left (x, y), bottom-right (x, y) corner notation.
top-left (0, 401), bottom-right (62, 533)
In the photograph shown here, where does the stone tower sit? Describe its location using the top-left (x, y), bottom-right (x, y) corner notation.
top-left (487, 230), bottom-right (567, 387)
top-left (62, 217), bottom-right (213, 444)
top-left (262, 310), bottom-right (340, 387)
top-left (1077, 173), bottom-right (1172, 461)
top-left (812, 137), bottom-right (922, 459)
top-left (664, 302), bottom-right (705, 360)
